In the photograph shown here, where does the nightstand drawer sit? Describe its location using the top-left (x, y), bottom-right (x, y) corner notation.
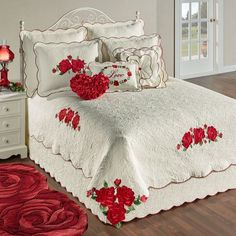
top-left (0, 132), bottom-right (21, 148)
top-left (0, 100), bottom-right (21, 116)
top-left (0, 117), bottom-right (21, 132)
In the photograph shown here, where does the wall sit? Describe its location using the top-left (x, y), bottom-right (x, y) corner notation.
top-left (224, 0), bottom-right (236, 68)
top-left (0, 0), bottom-right (175, 81)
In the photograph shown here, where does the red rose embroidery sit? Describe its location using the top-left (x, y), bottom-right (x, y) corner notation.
top-left (107, 203), bottom-right (126, 226)
top-left (181, 132), bottom-right (193, 149)
top-left (71, 59), bottom-right (85, 73)
top-left (127, 71), bottom-right (132, 77)
top-left (113, 80), bottom-right (119, 86)
top-left (193, 128), bottom-right (205, 144)
top-left (114, 179), bottom-right (121, 186)
top-left (72, 114), bottom-right (80, 130)
top-left (112, 65), bottom-right (118, 68)
top-left (177, 124), bottom-right (223, 151)
top-left (117, 186), bottom-right (135, 206)
top-left (67, 55), bottom-right (72, 60)
top-left (58, 108), bottom-right (68, 121)
top-left (58, 59), bottom-right (71, 74)
top-left (87, 180), bottom-right (147, 228)
top-left (140, 195), bottom-right (148, 203)
top-left (207, 126), bottom-right (218, 141)
top-left (52, 68), bottom-right (57, 73)
top-left (95, 187), bottom-right (116, 208)
top-left (64, 109), bottom-right (74, 124)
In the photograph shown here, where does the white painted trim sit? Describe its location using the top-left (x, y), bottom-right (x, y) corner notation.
top-left (175, 0), bottom-right (181, 78)
top-left (222, 65), bottom-right (236, 73)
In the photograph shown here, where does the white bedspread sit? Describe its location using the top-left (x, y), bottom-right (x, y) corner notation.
top-left (28, 78), bottom-right (236, 196)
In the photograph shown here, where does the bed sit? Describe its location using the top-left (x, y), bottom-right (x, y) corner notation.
top-left (21, 8), bottom-right (236, 225)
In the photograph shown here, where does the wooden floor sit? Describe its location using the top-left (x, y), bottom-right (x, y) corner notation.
top-left (1, 72), bottom-right (236, 236)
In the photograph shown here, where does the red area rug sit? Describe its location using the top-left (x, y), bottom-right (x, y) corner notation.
top-left (0, 163), bottom-right (88, 236)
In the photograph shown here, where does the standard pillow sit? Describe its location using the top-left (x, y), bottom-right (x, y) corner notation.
top-left (99, 34), bottom-right (161, 62)
top-left (34, 40), bottom-right (99, 97)
top-left (89, 61), bottom-right (141, 92)
top-left (116, 46), bottom-right (168, 88)
top-left (20, 27), bottom-right (87, 97)
top-left (84, 20), bottom-right (144, 39)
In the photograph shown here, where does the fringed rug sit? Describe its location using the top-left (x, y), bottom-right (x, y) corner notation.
top-left (0, 163), bottom-right (88, 236)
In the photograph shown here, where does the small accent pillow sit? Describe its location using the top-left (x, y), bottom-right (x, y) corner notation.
top-left (34, 40), bottom-right (99, 97)
top-left (20, 27), bottom-right (87, 97)
top-left (84, 20), bottom-right (144, 39)
top-left (99, 34), bottom-right (161, 62)
top-left (89, 62), bottom-right (141, 92)
top-left (116, 46), bottom-right (168, 88)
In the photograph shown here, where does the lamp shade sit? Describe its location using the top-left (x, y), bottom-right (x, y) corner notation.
top-left (0, 45), bottom-right (14, 63)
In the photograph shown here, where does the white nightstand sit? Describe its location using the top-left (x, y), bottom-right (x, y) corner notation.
top-left (0, 90), bottom-right (27, 159)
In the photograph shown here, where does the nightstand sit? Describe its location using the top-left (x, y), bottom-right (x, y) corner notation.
top-left (0, 90), bottom-right (27, 159)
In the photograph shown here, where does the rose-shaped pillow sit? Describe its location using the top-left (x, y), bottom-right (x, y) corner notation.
top-left (70, 73), bottom-right (109, 100)
top-left (0, 164), bottom-right (48, 212)
top-left (0, 190), bottom-right (88, 236)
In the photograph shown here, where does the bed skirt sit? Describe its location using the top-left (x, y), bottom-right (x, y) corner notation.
top-left (29, 137), bottom-right (236, 224)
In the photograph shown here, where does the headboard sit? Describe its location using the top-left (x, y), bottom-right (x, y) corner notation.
top-left (19, 7), bottom-right (140, 85)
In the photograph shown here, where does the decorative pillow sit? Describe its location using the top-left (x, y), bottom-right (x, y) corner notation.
top-left (99, 34), bottom-right (161, 62)
top-left (20, 27), bottom-right (87, 97)
top-left (84, 20), bottom-right (144, 39)
top-left (116, 46), bottom-right (168, 88)
top-left (33, 40), bottom-right (99, 97)
top-left (89, 62), bottom-right (141, 92)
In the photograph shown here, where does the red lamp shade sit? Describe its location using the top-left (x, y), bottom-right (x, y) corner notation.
top-left (0, 45), bottom-right (14, 63)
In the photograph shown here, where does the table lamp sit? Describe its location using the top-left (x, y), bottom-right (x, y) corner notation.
top-left (0, 40), bottom-right (15, 88)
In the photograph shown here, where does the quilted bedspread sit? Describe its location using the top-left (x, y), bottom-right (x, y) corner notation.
top-left (28, 78), bottom-right (236, 196)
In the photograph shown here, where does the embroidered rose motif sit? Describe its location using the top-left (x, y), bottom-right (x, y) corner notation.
top-left (58, 59), bottom-right (71, 74)
top-left (55, 108), bottom-right (81, 132)
top-left (95, 187), bottom-right (116, 208)
top-left (207, 126), bottom-right (218, 141)
top-left (177, 124), bottom-right (223, 151)
top-left (71, 59), bottom-right (85, 73)
top-left (107, 203), bottom-right (126, 226)
top-left (87, 180), bottom-right (148, 228)
top-left (181, 132), bottom-right (193, 149)
top-left (116, 186), bottom-right (135, 207)
top-left (193, 128), bottom-right (205, 144)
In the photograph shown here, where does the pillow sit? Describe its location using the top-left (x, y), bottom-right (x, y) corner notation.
top-left (84, 20), bottom-right (144, 39)
top-left (89, 61), bottom-right (141, 92)
top-left (99, 34), bottom-right (161, 62)
top-left (116, 46), bottom-right (168, 88)
top-left (34, 40), bottom-right (99, 97)
top-left (20, 27), bottom-right (87, 97)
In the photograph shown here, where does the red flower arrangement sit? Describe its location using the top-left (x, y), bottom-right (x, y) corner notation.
top-left (55, 108), bottom-right (81, 131)
top-left (53, 56), bottom-right (109, 100)
top-left (87, 179), bottom-right (148, 228)
top-left (177, 124), bottom-right (223, 151)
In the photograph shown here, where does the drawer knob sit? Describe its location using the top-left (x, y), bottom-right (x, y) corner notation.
top-left (3, 107), bottom-right (9, 112)
top-left (3, 122), bottom-right (9, 128)
top-left (3, 138), bottom-right (9, 144)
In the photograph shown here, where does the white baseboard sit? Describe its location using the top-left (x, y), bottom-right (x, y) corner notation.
top-left (222, 65), bottom-right (236, 73)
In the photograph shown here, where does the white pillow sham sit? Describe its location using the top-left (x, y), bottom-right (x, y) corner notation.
top-left (34, 40), bottom-right (99, 97)
top-left (20, 27), bottom-right (87, 97)
top-left (116, 46), bottom-right (168, 88)
top-left (89, 61), bottom-right (141, 92)
top-left (84, 19), bottom-right (144, 39)
top-left (99, 34), bottom-right (161, 62)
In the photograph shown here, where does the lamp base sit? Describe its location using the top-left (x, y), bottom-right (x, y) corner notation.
top-left (0, 67), bottom-right (10, 87)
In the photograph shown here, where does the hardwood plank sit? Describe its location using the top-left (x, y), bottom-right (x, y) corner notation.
top-left (1, 71), bottom-right (236, 235)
